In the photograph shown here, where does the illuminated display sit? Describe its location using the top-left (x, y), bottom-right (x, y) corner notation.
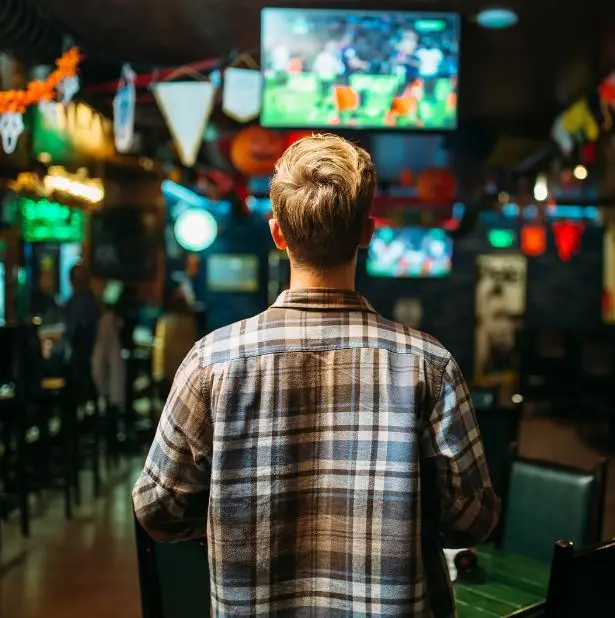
top-left (521, 225), bottom-right (547, 257)
top-left (19, 198), bottom-right (85, 243)
top-left (488, 229), bottom-right (516, 249)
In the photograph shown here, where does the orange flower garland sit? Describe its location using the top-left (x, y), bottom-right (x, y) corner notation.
top-left (0, 47), bottom-right (82, 114)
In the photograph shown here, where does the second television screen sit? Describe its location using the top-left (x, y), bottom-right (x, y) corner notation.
top-left (261, 8), bottom-right (460, 130)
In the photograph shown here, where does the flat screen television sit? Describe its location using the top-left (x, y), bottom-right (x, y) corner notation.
top-left (367, 227), bottom-right (452, 278)
top-left (261, 8), bottom-right (460, 130)
top-left (207, 255), bottom-right (259, 292)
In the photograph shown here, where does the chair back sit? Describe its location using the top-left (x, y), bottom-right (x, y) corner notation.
top-left (545, 539), bottom-right (615, 618)
top-left (134, 515), bottom-right (210, 618)
top-left (501, 457), bottom-right (607, 562)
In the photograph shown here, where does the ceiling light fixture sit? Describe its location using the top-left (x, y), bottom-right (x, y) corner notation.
top-left (476, 8), bottom-right (519, 29)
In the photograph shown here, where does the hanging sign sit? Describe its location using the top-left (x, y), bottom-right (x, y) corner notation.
top-left (552, 221), bottom-right (583, 261)
top-left (223, 68), bottom-right (263, 122)
top-left (154, 81), bottom-right (215, 167)
top-left (474, 254), bottom-right (527, 385)
top-left (113, 64), bottom-right (136, 153)
top-left (521, 225), bottom-right (547, 257)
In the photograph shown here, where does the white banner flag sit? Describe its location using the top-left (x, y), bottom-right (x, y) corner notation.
top-left (154, 81), bottom-right (215, 167)
top-left (113, 64), bottom-right (136, 153)
top-left (222, 68), bottom-right (262, 122)
top-left (474, 254), bottom-right (527, 385)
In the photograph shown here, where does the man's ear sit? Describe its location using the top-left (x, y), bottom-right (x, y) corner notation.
top-left (359, 217), bottom-right (375, 249)
top-left (269, 218), bottom-right (288, 250)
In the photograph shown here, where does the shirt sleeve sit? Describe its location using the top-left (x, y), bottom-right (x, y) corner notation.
top-left (132, 343), bottom-right (213, 542)
top-left (421, 356), bottom-right (501, 548)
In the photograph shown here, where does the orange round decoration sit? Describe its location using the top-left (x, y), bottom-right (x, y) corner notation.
top-left (416, 168), bottom-right (456, 203)
top-left (230, 126), bottom-right (285, 176)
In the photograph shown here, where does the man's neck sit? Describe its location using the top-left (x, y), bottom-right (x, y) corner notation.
top-left (289, 261), bottom-right (356, 292)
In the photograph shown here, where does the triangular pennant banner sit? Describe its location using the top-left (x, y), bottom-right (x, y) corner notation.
top-left (154, 81), bottom-right (215, 167)
top-left (222, 68), bottom-right (262, 122)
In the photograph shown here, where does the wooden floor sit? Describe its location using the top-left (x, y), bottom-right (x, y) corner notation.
top-left (1, 417), bottom-right (614, 618)
top-left (1, 462), bottom-right (142, 618)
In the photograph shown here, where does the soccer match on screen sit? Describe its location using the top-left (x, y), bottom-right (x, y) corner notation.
top-left (261, 9), bottom-right (460, 130)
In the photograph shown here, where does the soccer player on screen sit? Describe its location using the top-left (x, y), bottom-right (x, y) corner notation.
top-left (312, 42), bottom-right (344, 119)
top-left (415, 37), bottom-right (444, 98)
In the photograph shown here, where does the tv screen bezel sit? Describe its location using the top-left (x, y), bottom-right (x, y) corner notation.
top-left (259, 7), bottom-right (461, 132)
top-left (366, 225), bottom-right (454, 279)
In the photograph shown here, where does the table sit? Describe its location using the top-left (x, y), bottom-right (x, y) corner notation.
top-left (455, 547), bottom-right (549, 618)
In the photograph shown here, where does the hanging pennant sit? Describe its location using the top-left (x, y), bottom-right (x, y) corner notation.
top-left (113, 64), bottom-right (137, 153)
top-left (154, 81), bottom-right (215, 167)
top-left (552, 221), bottom-right (584, 261)
top-left (0, 112), bottom-right (24, 154)
top-left (222, 68), bottom-right (263, 122)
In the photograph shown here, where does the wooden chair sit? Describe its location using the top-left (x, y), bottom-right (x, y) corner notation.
top-left (544, 538), bottom-right (615, 618)
top-left (134, 514), bottom-right (210, 618)
top-left (501, 457), bottom-right (607, 563)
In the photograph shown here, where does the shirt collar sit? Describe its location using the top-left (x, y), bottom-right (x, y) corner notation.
top-left (272, 289), bottom-right (376, 313)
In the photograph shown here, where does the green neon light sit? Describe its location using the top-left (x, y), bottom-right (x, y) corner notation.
top-left (488, 228), bottom-right (516, 249)
top-left (18, 198), bottom-right (85, 243)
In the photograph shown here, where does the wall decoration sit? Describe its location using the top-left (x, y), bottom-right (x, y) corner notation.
top-left (0, 112), bottom-right (24, 154)
top-left (0, 48), bottom-right (82, 154)
top-left (230, 126), bottom-right (285, 176)
top-left (552, 221), bottom-right (584, 261)
top-left (113, 64), bottom-right (137, 153)
top-left (416, 167), bottom-right (456, 203)
top-left (520, 225), bottom-right (547, 257)
top-left (393, 298), bottom-right (423, 329)
top-left (474, 254), bottom-right (527, 385)
top-left (222, 68), bottom-right (263, 122)
top-left (153, 81), bottom-right (216, 167)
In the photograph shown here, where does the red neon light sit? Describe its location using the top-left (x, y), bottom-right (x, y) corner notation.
top-left (552, 221), bottom-right (584, 261)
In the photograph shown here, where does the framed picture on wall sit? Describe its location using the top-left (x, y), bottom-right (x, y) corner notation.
top-left (474, 254), bottom-right (527, 386)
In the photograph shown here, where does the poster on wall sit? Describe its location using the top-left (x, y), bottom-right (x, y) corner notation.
top-left (474, 254), bottom-right (527, 385)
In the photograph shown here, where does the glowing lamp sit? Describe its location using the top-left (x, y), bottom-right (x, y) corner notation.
top-left (488, 229), bottom-right (516, 249)
top-left (477, 8), bottom-right (519, 29)
top-left (174, 208), bottom-right (217, 252)
top-left (521, 225), bottom-right (547, 257)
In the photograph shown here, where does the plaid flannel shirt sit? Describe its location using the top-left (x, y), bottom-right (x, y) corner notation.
top-left (133, 289), bottom-right (500, 618)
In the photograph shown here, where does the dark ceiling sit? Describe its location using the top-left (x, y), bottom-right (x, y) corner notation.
top-left (4, 1), bottom-right (615, 139)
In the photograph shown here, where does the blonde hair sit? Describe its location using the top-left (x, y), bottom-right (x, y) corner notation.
top-left (270, 133), bottom-right (376, 269)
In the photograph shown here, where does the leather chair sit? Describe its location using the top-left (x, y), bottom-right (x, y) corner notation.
top-left (501, 457), bottom-right (607, 563)
top-left (544, 539), bottom-right (615, 618)
top-left (134, 515), bottom-right (210, 618)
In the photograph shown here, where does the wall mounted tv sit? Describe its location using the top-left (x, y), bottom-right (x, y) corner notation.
top-left (90, 209), bottom-right (157, 280)
top-left (367, 227), bottom-right (453, 278)
top-left (261, 8), bottom-right (460, 130)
